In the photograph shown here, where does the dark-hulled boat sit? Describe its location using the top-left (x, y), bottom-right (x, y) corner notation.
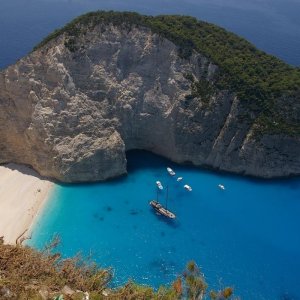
top-left (149, 200), bottom-right (176, 219)
top-left (149, 185), bottom-right (176, 219)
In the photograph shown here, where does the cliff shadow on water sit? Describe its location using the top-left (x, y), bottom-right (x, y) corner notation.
top-left (126, 150), bottom-right (176, 173)
top-left (126, 150), bottom-right (300, 186)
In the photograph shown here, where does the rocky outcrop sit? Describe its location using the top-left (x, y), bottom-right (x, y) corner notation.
top-left (0, 23), bottom-right (299, 182)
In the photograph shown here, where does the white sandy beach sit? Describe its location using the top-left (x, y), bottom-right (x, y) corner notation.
top-left (0, 163), bottom-right (53, 244)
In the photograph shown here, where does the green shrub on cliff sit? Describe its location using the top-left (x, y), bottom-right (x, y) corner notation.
top-left (0, 238), bottom-right (235, 299)
top-left (33, 11), bottom-right (300, 135)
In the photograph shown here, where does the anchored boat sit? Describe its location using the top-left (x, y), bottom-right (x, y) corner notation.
top-left (150, 186), bottom-right (176, 219)
top-left (218, 184), bottom-right (225, 190)
top-left (167, 167), bottom-right (176, 176)
top-left (149, 200), bottom-right (176, 219)
top-left (156, 181), bottom-right (163, 190)
top-left (184, 184), bottom-right (192, 192)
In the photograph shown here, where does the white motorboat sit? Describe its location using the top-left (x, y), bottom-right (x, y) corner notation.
top-left (177, 177), bottom-right (183, 182)
top-left (156, 181), bottom-right (163, 190)
top-left (218, 184), bottom-right (225, 190)
top-left (167, 167), bottom-right (176, 176)
top-left (184, 184), bottom-right (192, 192)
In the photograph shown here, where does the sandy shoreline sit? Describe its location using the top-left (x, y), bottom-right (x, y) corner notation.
top-left (0, 163), bottom-right (54, 244)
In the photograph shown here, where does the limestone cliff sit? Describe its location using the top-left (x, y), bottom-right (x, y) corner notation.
top-left (0, 12), bottom-right (299, 182)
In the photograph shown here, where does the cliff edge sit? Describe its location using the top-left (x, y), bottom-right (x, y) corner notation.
top-left (0, 12), bottom-right (299, 182)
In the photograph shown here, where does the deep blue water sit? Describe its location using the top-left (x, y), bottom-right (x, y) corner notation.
top-left (1, 0), bottom-right (300, 69)
top-left (28, 151), bottom-right (300, 300)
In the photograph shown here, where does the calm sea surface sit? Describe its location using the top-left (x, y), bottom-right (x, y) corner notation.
top-left (0, 0), bottom-right (300, 69)
top-left (28, 151), bottom-right (300, 300)
top-left (2, 0), bottom-right (300, 298)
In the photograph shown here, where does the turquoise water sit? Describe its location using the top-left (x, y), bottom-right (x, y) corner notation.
top-left (28, 151), bottom-right (300, 299)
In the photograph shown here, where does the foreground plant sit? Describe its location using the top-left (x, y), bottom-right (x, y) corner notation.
top-left (0, 237), bottom-right (235, 299)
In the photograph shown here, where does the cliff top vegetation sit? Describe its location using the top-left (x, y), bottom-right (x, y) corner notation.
top-left (33, 11), bottom-right (300, 135)
top-left (0, 237), bottom-right (234, 299)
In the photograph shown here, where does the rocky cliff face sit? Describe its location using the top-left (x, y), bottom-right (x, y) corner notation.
top-left (0, 23), bottom-right (299, 182)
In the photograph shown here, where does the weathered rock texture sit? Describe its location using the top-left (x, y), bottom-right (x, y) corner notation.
top-left (0, 24), bottom-right (299, 181)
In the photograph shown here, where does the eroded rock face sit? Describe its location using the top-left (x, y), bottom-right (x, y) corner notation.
top-left (0, 24), bottom-right (299, 181)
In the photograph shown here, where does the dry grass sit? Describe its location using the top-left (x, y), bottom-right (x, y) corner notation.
top-left (0, 237), bottom-right (111, 299)
top-left (0, 237), bottom-right (235, 299)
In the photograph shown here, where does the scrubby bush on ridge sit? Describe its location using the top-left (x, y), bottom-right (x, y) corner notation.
top-left (33, 11), bottom-right (300, 136)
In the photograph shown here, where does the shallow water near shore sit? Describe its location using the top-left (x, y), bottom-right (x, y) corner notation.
top-left (28, 151), bottom-right (300, 299)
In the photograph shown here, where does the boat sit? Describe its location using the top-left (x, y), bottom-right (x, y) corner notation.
top-left (167, 167), bottom-right (176, 176)
top-left (218, 184), bottom-right (225, 190)
top-left (177, 177), bottom-right (183, 182)
top-left (184, 184), bottom-right (192, 192)
top-left (149, 186), bottom-right (176, 219)
top-left (156, 181), bottom-right (163, 190)
top-left (149, 200), bottom-right (176, 219)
